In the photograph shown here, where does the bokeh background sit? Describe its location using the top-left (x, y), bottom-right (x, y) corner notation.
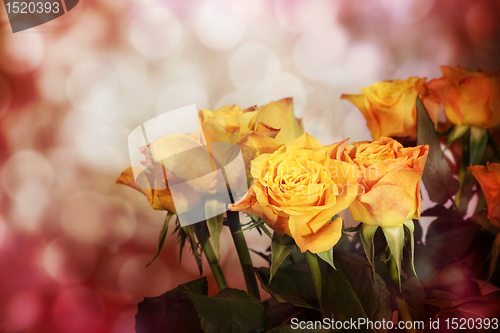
top-left (0, 0), bottom-right (499, 332)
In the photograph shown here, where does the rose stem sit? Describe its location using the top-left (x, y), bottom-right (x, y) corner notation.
top-left (198, 227), bottom-right (228, 291)
top-left (227, 210), bottom-right (261, 300)
top-left (385, 247), bottom-right (416, 333)
top-left (304, 251), bottom-right (329, 319)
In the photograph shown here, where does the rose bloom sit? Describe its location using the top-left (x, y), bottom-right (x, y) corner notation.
top-left (426, 66), bottom-right (500, 128)
top-left (117, 98), bottom-right (303, 213)
top-left (230, 133), bottom-right (361, 253)
top-left (341, 77), bottom-right (439, 141)
top-left (469, 162), bottom-right (500, 229)
top-left (346, 137), bottom-right (429, 228)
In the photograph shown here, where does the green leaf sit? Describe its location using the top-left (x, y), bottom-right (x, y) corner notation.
top-left (446, 125), bottom-right (469, 148)
top-left (259, 224), bottom-right (273, 239)
top-left (417, 96), bottom-right (459, 205)
top-left (255, 266), bottom-right (319, 310)
top-left (382, 225), bottom-right (405, 287)
top-left (186, 288), bottom-right (266, 333)
top-left (325, 252), bottom-right (392, 332)
top-left (403, 220), bottom-right (417, 278)
top-left (206, 199), bottom-right (225, 259)
top-left (360, 224), bottom-right (379, 279)
top-left (316, 247), bottom-right (335, 269)
top-left (470, 126), bottom-right (488, 165)
top-left (421, 204), bottom-right (463, 220)
top-left (135, 277), bottom-right (207, 333)
top-left (434, 291), bottom-right (500, 319)
top-left (343, 223), bottom-right (362, 233)
top-left (263, 298), bottom-right (303, 330)
top-left (488, 233), bottom-right (500, 281)
top-left (469, 210), bottom-right (499, 235)
top-left (147, 212), bottom-right (175, 267)
top-left (270, 232), bottom-right (296, 281)
top-left (136, 278), bottom-right (267, 333)
top-left (185, 225), bottom-right (204, 275)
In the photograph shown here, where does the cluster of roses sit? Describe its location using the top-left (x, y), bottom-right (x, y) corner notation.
top-left (118, 65), bottom-right (500, 260)
top-left (342, 65), bottom-right (500, 230)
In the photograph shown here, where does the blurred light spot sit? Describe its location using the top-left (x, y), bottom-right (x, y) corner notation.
top-left (101, 196), bottom-right (137, 245)
top-left (11, 183), bottom-right (50, 232)
top-left (128, 4), bottom-right (183, 58)
top-left (59, 190), bottom-right (105, 243)
top-left (214, 91), bottom-right (260, 110)
top-left (60, 189), bottom-right (136, 245)
top-left (343, 109), bottom-right (372, 142)
top-left (1, 150), bottom-right (54, 200)
top-left (112, 308), bottom-right (136, 333)
top-left (0, 30), bottom-right (44, 74)
top-left (156, 82), bottom-right (208, 115)
top-left (192, 0), bottom-right (247, 51)
top-left (393, 60), bottom-right (442, 80)
top-left (41, 236), bottom-right (97, 285)
top-left (66, 61), bottom-right (119, 114)
top-left (116, 55), bottom-right (149, 89)
top-left (0, 75), bottom-right (12, 118)
top-left (466, 2), bottom-right (496, 47)
top-left (7, 290), bottom-right (42, 329)
top-left (306, 116), bottom-right (324, 137)
top-left (59, 112), bottom-right (129, 172)
top-left (275, 0), bottom-right (340, 33)
top-left (0, 217), bottom-right (6, 249)
top-left (293, 27), bottom-right (348, 81)
top-left (326, 43), bottom-right (383, 86)
top-left (118, 255), bottom-right (171, 302)
top-left (381, 0), bottom-right (434, 23)
top-left (38, 68), bottom-right (67, 104)
top-left (52, 287), bottom-right (104, 333)
top-left (258, 72), bottom-right (307, 117)
top-left (228, 42), bottom-right (281, 91)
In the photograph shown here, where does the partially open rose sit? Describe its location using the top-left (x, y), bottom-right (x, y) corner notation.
top-left (347, 137), bottom-right (429, 228)
top-left (230, 133), bottom-right (361, 253)
top-left (341, 77), bottom-right (439, 141)
top-left (117, 99), bottom-right (303, 215)
top-left (426, 66), bottom-right (500, 128)
top-left (469, 162), bottom-right (500, 229)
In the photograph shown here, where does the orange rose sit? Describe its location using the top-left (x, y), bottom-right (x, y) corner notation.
top-left (347, 137), bottom-right (429, 228)
top-left (469, 162), bottom-right (500, 229)
top-left (426, 66), bottom-right (500, 128)
top-left (341, 77), bottom-right (439, 140)
top-left (230, 133), bottom-right (361, 253)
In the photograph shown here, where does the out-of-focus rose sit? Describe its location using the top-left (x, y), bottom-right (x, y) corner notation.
top-left (426, 66), bottom-right (500, 128)
top-left (118, 98), bottom-right (303, 213)
top-left (230, 133), bottom-right (361, 253)
top-left (469, 162), bottom-right (500, 229)
top-left (198, 97), bottom-right (304, 145)
top-left (341, 77), bottom-right (439, 140)
top-left (347, 137), bottom-right (429, 228)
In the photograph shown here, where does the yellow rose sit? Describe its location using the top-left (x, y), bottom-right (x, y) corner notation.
top-left (198, 98), bottom-right (303, 185)
top-left (341, 77), bottom-right (439, 140)
top-left (198, 97), bottom-right (304, 145)
top-left (469, 163), bottom-right (500, 229)
top-left (347, 137), bottom-right (429, 228)
top-left (230, 133), bottom-right (361, 253)
top-left (426, 66), bottom-right (500, 128)
top-left (118, 99), bottom-right (302, 213)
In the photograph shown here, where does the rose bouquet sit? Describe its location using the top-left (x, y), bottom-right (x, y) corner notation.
top-left (118, 66), bottom-right (500, 333)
